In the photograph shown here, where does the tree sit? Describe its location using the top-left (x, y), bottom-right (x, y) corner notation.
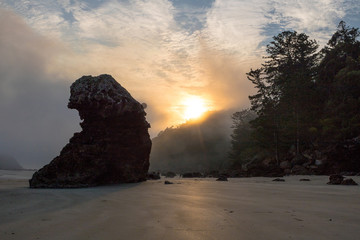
top-left (318, 21), bottom-right (360, 141)
top-left (248, 31), bottom-right (319, 158)
top-left (247, 68), bottom-right (280, 163)
top-left (229, 109), bottom-right (256, 167)
top-left (318, 21), bottom-right (360, 98)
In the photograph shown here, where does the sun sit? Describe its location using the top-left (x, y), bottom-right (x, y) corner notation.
top-left (182, 96), bottom-right (208, 120)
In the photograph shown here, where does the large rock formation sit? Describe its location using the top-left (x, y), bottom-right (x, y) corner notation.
top-left (29, 74), bottom-right (151, 188)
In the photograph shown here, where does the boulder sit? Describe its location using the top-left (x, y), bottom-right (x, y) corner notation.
top-left (216, 175), bottom-right (228, 181)
top-left (327, 175), bottom-right (358, 185)
top-left (341, 178), bottom-right (358, 185)
top-left (147, 172), bottom-right (161, 180)
top-left (291, 165), bottom-right (312, 175)
top-left (272, 178), bottom-right (285, 182)
top-left (29, 74), bottom-right (151, 188)
top-left (327, 174), bottom-right (344, 185)
top-left (291, 155), bottom-right (307, 166)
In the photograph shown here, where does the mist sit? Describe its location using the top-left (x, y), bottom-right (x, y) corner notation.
top-left (0, 10), bottom-right (80, 169)
top-left (149, 110), bottom-right (235, 173)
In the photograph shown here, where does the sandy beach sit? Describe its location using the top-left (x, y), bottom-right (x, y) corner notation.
top-left (1, 170), bottom-right (359, 240)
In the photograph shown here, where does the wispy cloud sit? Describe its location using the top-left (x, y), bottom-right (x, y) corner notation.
top-left (264, 0), bottom-right (349, 44)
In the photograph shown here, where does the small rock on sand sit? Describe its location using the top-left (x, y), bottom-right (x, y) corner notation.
top-left (216, 176), bottom-right (228, 181)
top-left (273, 178), bottom-right (285, 182)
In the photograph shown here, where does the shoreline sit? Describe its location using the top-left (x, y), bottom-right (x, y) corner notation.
top-left (1, 171), bottom-right (360, 240)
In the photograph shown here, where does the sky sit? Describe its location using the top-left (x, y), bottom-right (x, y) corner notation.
top-left (0, 0), bottom-right (359, 168)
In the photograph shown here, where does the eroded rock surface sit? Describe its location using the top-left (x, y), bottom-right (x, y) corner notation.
top-left (30, 74), bottom-right (151, 188)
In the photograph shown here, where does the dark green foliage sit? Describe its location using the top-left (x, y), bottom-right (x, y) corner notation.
top-left (230, 22), bottom-right (360, 170)
top-left (249, 31), bottom-right (319, 156)
top-left (318, 21), bottom-right (360, 142)
top-left (229, 109), bottom-right (257, 167)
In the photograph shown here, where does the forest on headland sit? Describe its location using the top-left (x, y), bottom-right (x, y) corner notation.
top-left (150, 21), bottom-right (360, 176)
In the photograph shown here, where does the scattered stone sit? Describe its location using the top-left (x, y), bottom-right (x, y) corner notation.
top-left (216, 175), bottom-right (228, 181)
top-left (272, 178), bottom-right (285, 182)
top-left (147, 172), bottom-right (160, 180)
top-left (29, 74), bottom-right (152, 188)
top-left (327, 174), bottom-right (344, 185)
top-left (341, 178), bottom-right (358, 185)
top-left (299, 179), bottom-right (311, 181)
top-left (164, 180), bottom-right (173, 184)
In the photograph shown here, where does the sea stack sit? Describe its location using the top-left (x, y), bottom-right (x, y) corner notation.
top-left (29, 74), bottom-right (151, 188)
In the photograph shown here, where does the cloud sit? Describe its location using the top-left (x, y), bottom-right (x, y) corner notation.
top-left (265, 0), bottom-right (350, 44)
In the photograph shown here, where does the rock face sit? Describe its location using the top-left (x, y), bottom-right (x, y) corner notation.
top-left (29, 74), bottom-right (151, 188)
top-left (327, 175), bottom-right (358, 185)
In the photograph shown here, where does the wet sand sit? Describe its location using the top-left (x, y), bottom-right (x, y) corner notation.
top-left (1, 170), bottom-right (360, 240)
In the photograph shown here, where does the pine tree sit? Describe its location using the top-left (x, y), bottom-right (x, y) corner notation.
top-left (318, 21), bottom-right (360, 141)
top-left (248, 31), bottom-right (319, 158)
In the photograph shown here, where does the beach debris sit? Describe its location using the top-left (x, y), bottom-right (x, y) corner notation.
top-left (164, 180), bottom-right (173, 184)
top-left (299, 178), bottom-right (311, 181)
top-left (147, 172), bottom-right (161, 180)
top-left (272, 178), bottom-right (285, 182)
top-left (216, 175), bottom-right (228, 181)
top-left (327, 175), bottom-right (358, 185)
top-left (29, 74), bottom-right (151, 188)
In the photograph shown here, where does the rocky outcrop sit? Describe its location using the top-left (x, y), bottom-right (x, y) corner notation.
top-left (327, 175), bottom-right (358, 185)
top-left (29, 74), bottom-right (151, 188)
top-left (147, 172), bottom-right (161, 180)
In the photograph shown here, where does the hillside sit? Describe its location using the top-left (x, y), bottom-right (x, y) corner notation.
top-left (149, 110), bottom-right (233, 173)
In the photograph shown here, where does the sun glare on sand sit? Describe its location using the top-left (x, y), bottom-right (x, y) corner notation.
top-left (182, 96), bottom-right (209, 120)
